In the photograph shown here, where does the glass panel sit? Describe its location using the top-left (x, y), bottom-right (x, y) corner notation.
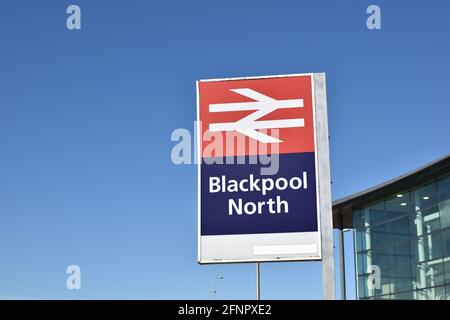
top-left (371, 224), bottom-right (388, 253)
top-left (380, 277), bottom-right (392, 295)
top-left (437, 174), bottom-right (450, 202)
top-left (363, 201), bottom-right (385, 227)
top-left (412, 181), bottom-right (438, 212)
top-left (362, 251), bottom-right (372, 274)
top-left (439, 200), bottom-right (450, 230)
top-left (413, 233), bottom-right (443, 262)
top-left (358, 275), bottom-right (367, 298)
top-left (394, 278), bottom-right (414, 294)
top-left (355, 228), bottom-right (368, 253)
top-left (432, 259), bottom-right (446, 287)
top-left (442, 228), bottom-right (450, 259)
top-left (391, 215), bottom-right (412, 236)
top-left (396, 291), bottom-right (414, 300)
top-left (424, 208), bottom-right (441, 233)
top-left (435, 286), bottom-right (446, 300)
top-left (395, 237), bottom-right (412, 256)
top-left (384, 252), bottom-right (396, 278)
top-left (353, 209), bottom-right (364, 230)
top-left (357, 253), bottom-right (364, 275)
top-left (416, 289), bottom-right (428, 300)
top-left (386, 190), bottom-right (411, 219)
top-left (362, 228), bottom-right (371, 251)
top-left (417, 287), bottom-right (436, 300)
top-left (396, 255), bottom-right (414, 277)
top-left (415, 260), bottom-right (444, 290)
top-left (372, 253), bottom-right (388, 272)
top-left (444, 258), bottom-right (450, 284)
top-left (415, 209), bottom-right (441, 236)
top-left (438, 175), bottom-right (450, 229)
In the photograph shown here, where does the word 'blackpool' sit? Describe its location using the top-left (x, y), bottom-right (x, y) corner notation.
top-left (209, 172), bottom-right (308, 196)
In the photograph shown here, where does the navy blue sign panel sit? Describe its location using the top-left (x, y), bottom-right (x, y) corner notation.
top-left (201, 152), bottom-right (317, 236)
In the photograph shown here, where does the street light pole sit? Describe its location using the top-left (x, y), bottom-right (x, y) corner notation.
top-left (212, 275), bottom-right (223, 300)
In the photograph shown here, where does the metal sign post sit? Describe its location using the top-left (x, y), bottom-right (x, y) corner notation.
top-left (314, 74), bottom-right (336, 300)
top-left (256, 263), bottom-right (260, 300)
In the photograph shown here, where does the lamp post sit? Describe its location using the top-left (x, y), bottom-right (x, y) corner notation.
top-left (211, 275), bottom-right (223, 300)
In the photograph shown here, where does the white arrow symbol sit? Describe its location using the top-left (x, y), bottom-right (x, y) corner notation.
top-left (208, 88), bottom-right (304, 143)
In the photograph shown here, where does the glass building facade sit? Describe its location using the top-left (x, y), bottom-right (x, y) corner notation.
top-left (353, 172), bottom-right (450, 300)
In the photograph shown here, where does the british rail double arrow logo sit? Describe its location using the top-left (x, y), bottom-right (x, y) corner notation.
top-left (208, 88), bottom-right (304, 144)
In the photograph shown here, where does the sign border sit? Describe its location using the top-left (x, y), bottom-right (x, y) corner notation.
top-left (196, 73), bottom-right (331, 264)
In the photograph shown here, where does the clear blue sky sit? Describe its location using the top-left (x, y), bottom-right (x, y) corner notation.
top-left (0, 0), bottom-right (449, 299)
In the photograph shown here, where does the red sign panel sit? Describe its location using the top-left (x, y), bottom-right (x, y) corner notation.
top-left (198, 75), bottom-right (315, 157)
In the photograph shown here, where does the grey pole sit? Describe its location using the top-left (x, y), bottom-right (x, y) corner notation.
top-left (256, 263), bottom-right (260, 300)
top-left (212, 275), bottom-right (223, 300)
top-left (314, 73), bottom-right (336, 300)
top-left (339, 228), bottom-right (347, 300)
